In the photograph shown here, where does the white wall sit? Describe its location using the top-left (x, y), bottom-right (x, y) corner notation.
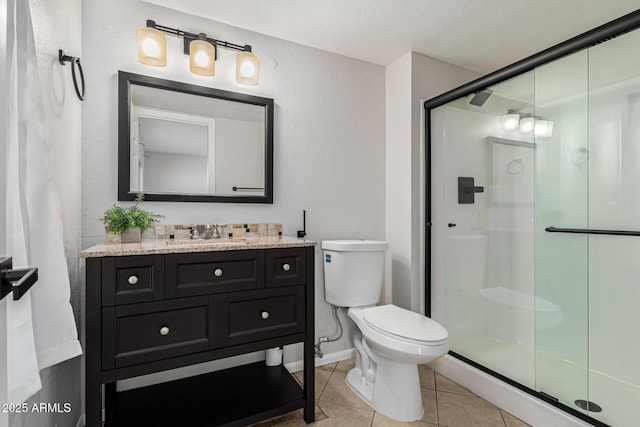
top-left (9, 1), bottom-right (83, 426)
top-left (385, 51), bottom-right (479, 313)
top-left (81, 0), bottom-right (386, 370)
top-left (144, 152), bottom-right (208, 193)
top-left (215, 118), bottom-right (264, 195)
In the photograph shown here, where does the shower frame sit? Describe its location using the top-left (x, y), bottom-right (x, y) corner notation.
top-left (423, 9), bottom-right (640, 427)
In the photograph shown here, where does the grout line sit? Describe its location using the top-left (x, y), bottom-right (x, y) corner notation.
top-left (317, 372), bottom-right (376, 414)
top-left (316, 368), bottom-right (331, 400)
top-left (434, 386), bottom-right (440, 426)
top-left (499, 408), bottom-right (508, 427)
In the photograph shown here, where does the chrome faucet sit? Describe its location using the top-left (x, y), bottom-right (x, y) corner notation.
top-left (209, 224), bottom-right (221, 239)
top-left (189, 224), bottom-right (221, 239)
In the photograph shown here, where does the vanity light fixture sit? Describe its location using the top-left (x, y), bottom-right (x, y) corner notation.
top-left (137, 20), bottom-right (259, 85)
top-left (501, 109), bottom-right (520, 131)
top-left (501, 110), bottom-right (554, 138)
top-left (137, 24), bottom-right (166, 66)
top-left (534, 119), bottom-right (554, 138)
top-left (189, 34), bottom-right (215, 76)
top-left (519, 115), bottom-right (535, 134)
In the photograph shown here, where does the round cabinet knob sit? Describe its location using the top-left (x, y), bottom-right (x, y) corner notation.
top-left (159, 326), bottom-right (170, 336)
top-left (128, 275), bottom-right (139, 285)
top-left (261, 311), bottom-right (270, 320)
top-left (214, 268), bottom-right (223, 277)
top-left (282, 263), bottom-right (291, 272)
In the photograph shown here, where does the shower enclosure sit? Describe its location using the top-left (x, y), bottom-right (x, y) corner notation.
top-left (426, 11), bottom-right (640, 427)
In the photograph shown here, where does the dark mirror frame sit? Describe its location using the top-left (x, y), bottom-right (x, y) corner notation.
top-left (118, 71), bottom-right (274, 203)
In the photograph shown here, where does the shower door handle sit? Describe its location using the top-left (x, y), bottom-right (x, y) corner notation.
top-left (546, 226), bottom-right (640, 237)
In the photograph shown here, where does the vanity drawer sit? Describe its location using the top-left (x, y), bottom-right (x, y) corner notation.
top-left (266, 248), bottom-right (307, 288)
top-left (219, 286), bottom-right (304, 346)
top-left (102, 296), bottom-right (216, 369)
top-left (166, 251), bottom-right (265, 298)
top-left (102, 255), bottom-right (164, 306)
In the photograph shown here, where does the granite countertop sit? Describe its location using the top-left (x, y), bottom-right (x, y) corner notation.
top-left (80, 236), bottom-right (317, 258)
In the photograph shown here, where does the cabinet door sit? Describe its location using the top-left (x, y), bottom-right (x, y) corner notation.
top-left (102, 255), bottom-right (165, 306)
top-left (266, 248), bottom-right (306, 288)
top-left (166, 250), bottom-right (264, 298)
top-left (102, 296), bottom-right (217, 369)
top-left (219, 286), bottom-right (305, 346)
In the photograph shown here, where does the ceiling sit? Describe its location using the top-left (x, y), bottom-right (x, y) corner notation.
top-left (142, 1), bottom-right (640, 74)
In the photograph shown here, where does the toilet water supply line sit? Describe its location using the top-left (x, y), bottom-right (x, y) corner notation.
top-left (314, 305), bottom-right (343, 358)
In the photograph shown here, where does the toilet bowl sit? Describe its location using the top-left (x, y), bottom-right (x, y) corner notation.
top-left (346, 304), bottom-right (449, 421)
top-left (322, 239), bottom-right (449, 422)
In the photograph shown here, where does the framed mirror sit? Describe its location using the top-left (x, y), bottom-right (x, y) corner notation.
top-left (118, 71), bottom-right (274, 203)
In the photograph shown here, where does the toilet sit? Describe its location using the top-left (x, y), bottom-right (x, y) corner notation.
top-left (322, 240), bottom-right (449, 422)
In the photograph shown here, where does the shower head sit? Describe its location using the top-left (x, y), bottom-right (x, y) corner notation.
top-left (469, 89), bottom-right (493, 107)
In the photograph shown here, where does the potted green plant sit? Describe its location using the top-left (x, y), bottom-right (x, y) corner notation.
top-left (100, 194), bottom-right (162, 243)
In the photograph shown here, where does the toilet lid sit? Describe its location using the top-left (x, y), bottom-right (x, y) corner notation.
top-left (362, 305), bottom-right (448, 343)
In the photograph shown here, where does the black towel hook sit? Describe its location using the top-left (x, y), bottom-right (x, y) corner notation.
top-left (58, 49), bottom-right (85, 101)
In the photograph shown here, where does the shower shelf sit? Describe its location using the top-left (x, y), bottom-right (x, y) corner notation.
top-left (486, 136), bottom-right (535, 148)
top-left (545, 226), bottom-right (640, 237)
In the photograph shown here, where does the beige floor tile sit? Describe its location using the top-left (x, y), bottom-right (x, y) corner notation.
top-left (437, 391), bottom-right (505, 427)
top-left (418, 364), bottom-right (436, 390)
top-left (372, 412), bottom-right (437, 426)
top-left (318, 371), bottom-right (373, 411)
top-left (501, 410), bottom-right (530, 427)
top-left (334, 358), bottom-right (356, 372)
top-left (318, 361), bottom-right (338, 372)
top-left (250, 404), bottom-right (327, 427)
top-left (293, 368), bottom-right (332, 400)
top-left (420, 388), bottom-right (438, 425)
top-left (316, 401), bottom-right (374, 427)
top-left (435, 373), bottom-right (475, 396)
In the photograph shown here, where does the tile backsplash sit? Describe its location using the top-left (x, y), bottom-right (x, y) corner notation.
top-left (153, 223), bottom-right (283, 240)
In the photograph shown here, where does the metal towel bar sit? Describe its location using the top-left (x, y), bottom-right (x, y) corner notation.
top-left (0, 257), bottom-right (38, 301)
top-left (545, 226), bottom-right (640, 237)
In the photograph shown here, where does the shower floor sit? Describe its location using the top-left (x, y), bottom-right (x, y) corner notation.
top-left (453, 338), bottom-right (640, 427)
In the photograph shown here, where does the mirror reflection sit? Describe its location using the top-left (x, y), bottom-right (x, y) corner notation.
top-left (119, 72), bottom-right (274, 203)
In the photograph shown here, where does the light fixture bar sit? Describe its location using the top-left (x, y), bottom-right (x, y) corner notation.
top-left (146, 20), bottom-right (251, 56)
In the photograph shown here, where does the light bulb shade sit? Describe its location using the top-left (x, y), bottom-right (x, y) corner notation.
top-left (534, 120), bottom-right (554, 138)
top-left (236, 51), bottom-right (259, 85)
top-left (189, 40), bottom-right (215, 76)
top-left (137, 26), bottom-right (166, 67)
top-left (501, 113), bottom-right (520, 131)
top-left (519, 116), bottom-right (535, 134)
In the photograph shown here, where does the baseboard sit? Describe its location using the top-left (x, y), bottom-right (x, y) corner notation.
top-left (432, 355), bottom-right (590, 427)
top-left (284, 348), bottom-right (356, 373)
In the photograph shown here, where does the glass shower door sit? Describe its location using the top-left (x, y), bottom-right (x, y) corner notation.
top-left (438, 71), bottom-right (537, 389)
top-left (535, 28), bottom-right (640, 425)
top-left (585, 28), bottom-right (640, 427)
top-left (533, 49), bottom-right (590, 412)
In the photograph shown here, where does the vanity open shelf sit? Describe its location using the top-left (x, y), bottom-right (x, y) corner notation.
top-left (82, 237), bottom-right (316, 427)
top-left (108, 362), bottom-right (303, 427)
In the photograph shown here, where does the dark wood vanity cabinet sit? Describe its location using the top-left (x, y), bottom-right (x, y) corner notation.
top-left (85, 246), bottom-right (315, 427)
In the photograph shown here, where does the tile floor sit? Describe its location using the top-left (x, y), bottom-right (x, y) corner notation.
top-left (253, 358), bottom-right (531, 427)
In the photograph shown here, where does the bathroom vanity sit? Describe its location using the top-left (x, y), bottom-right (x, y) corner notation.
top-left (81, 236), bottom-right (316, 427)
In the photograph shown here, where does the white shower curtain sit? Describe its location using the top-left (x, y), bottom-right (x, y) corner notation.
top-left (2, 0), bottom-right (83, 403)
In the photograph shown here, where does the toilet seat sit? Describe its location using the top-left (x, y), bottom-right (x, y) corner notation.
top-left (362, 304), bottom-right (448, 345)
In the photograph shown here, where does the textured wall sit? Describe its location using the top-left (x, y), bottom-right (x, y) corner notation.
top-left (9, 0), bottom-right (83, 426)
top-left (81, 0), bottom-right (386, 376)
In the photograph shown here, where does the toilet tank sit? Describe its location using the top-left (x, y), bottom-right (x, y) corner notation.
top-left (321, 240), bottom-right (388, 307)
